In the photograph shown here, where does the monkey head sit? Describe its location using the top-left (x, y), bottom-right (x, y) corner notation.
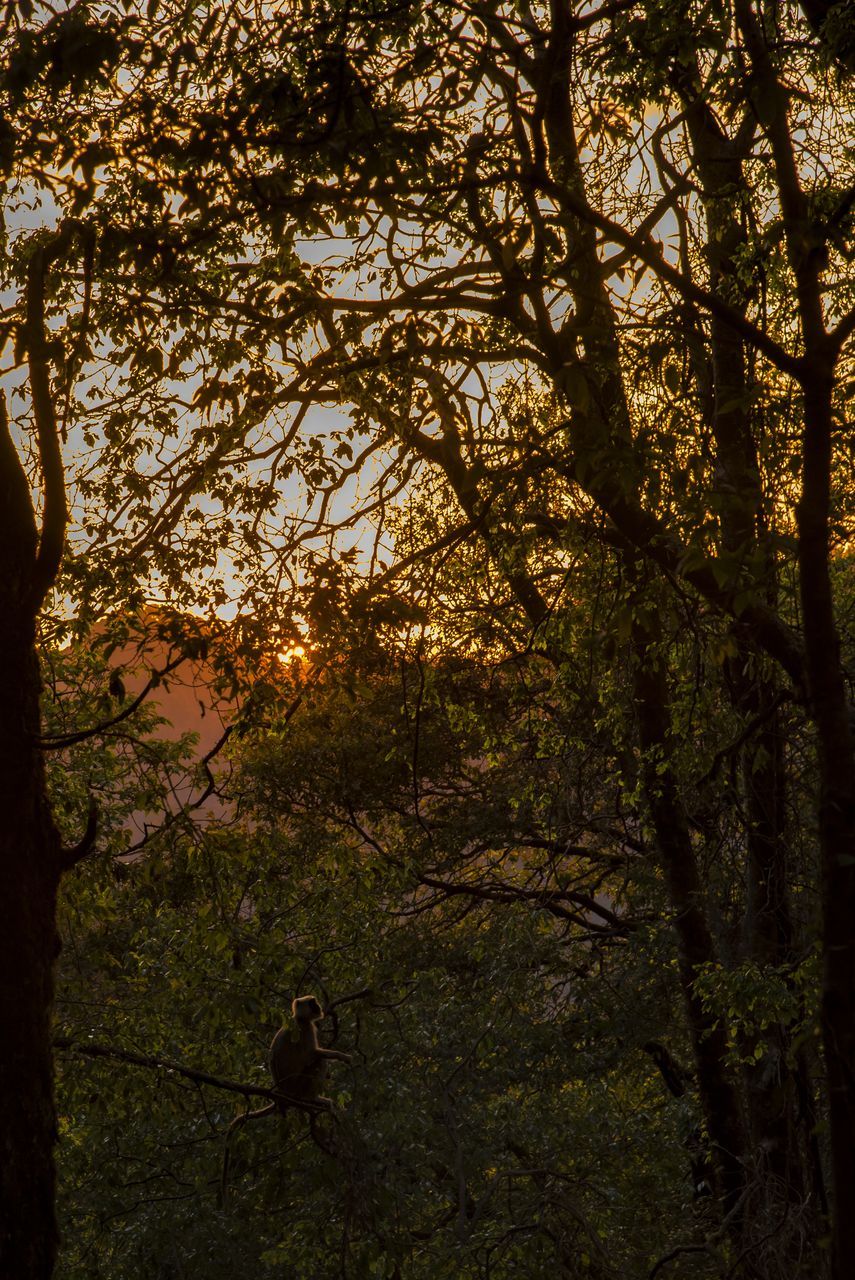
top-left (292, 994), bottom-right (323, 1023)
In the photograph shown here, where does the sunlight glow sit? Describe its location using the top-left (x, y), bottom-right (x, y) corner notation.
top-left (276, 645), bottom-right (306, 663)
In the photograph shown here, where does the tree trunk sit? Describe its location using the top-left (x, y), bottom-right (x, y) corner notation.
top-left (727, 7), bottom-right (855, 1264)
top-left (631, 629), bottom-right (748, 1221)
top-left (0, 624), bottom-right (62, 1280)
top-left (673, 39), bottom-right (819, 1247)
top-left (0, 255), bottom-right (68, 1275)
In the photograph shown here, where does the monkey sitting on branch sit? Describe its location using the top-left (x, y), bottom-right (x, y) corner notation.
top-left (219, 994), bottom-right (351, 1205)
top-left (270, 994), bottom-right (352, 1113)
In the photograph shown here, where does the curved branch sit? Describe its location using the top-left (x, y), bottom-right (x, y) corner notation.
top-left (23, 222), bottom-right (84, 610)
top-left (37, 653), bottom-right (187, 750)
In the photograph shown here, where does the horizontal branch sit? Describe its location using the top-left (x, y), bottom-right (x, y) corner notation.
top-left (53, 1037), bottom-right (327, 1114)
top-left (418, 873), bottom-right (635, 935)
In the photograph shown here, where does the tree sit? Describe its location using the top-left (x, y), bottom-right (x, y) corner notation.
top-left (1, 0), bottom-right (853, 1275)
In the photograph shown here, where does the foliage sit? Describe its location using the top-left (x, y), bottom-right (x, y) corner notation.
top-left (53, 652), bottom-right (697, 1279)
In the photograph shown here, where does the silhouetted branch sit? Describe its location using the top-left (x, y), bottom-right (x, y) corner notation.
top-left (53, 1037), bottom-right (326, 1115)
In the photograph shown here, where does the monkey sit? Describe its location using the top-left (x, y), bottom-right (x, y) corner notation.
top-left (269, 994), bottom-right (351, 1114)
top-left (219, 995), bottom-right (350, 1207)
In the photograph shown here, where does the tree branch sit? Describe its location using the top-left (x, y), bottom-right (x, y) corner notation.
top-left (532, 173), bottom-right (804, 380)
top-left (552, 448), bottom-right (808, 693)
top-left (23, 222), bottom-right (84, 611)
top-left (53, 1037), bottom-right (328, 1114)
top-left (417, 873), bottom-right (635, 935)
top-left (38, 653), bottom-right (187, 750)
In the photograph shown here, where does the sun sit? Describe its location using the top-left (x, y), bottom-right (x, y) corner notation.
top-left (276, 644), bottom-right (306, 663)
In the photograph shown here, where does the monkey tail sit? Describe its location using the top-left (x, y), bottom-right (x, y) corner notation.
top-left (218, 1102), bottom-right (277, 1208)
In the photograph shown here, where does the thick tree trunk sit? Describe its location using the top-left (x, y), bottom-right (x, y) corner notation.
top-left (0, 244), bottom-right (69, 1276)
top-left (0, 624), bottom-right (62, 1280)
top-left (530, 14), bottom-right (752, 1226)
top-left (727, 7), bottom-right (855, 1265)
top-left (673, 44), bottom-right (820, 1249)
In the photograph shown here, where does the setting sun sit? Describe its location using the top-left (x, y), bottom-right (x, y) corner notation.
top-left (276, 644), bottom-right (306, 663)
